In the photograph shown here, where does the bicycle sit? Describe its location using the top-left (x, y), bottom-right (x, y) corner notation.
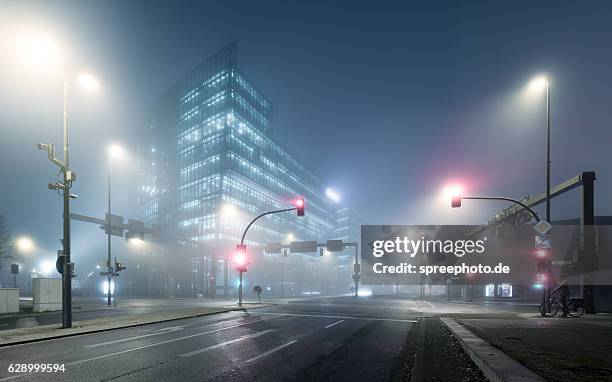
top-left (538, 296), bottom-right (584, 317)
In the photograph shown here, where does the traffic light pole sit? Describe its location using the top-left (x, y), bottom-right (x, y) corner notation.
top-left (459, 196), bottom-right (541, 222)
top-left (237, 207), bottom-right (299, 307)
top-left (457, 195), bottom-right (550, 313)
top-left (240, 207), bottom-right (297, 246)
top-left (107, 155), bottom-right (112, 306)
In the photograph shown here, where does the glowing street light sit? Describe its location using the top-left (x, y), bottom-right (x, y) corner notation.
top-left (108, 144), bottom-right (123, 158)
top-left (78, 72), bottom-right (100, 92)
top-left (326, 188), bottom-right (341, 203)
top-left (221, 203), bottom-right (238, 218)
top-left (39, 260), bottom-right (54, 277)
top-left (528, 75), bottom-right (548, 92)
top-left (15, 236), bottom-right (35, 253)
top-left (15, 31), bottom-right (63, 72)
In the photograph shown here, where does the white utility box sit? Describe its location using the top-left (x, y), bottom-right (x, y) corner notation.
top-left (0, 288), bottom-right (19, 313)
top-left (32, 278), bottom-right (62, 312)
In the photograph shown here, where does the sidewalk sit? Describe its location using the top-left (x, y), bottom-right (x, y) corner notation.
top-left (453, 313), bottom-right (612, 381)
top-left (0, 303), bottom-right (271, 347)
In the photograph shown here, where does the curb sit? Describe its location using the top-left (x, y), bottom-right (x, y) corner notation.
top-left (440, 317), bottom-right (545, 382)
top-left (0, 304), bottom-right (270, 348)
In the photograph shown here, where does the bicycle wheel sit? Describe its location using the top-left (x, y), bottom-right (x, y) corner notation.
top-left (539, 302), bottom-right (559, 317)
top-left (568, 301), bottom-right (584, 317)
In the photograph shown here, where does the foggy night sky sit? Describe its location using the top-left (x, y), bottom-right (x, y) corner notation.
top-left (1, 0), bottom-right (611, 268)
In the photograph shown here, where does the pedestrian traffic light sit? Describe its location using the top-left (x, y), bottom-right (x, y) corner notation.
top-left (295, 198), bottom-right (305, 216)
top-left (234, 244), bottom-right (248, 272)
top-left (114, 258), bottom-right (126, 273)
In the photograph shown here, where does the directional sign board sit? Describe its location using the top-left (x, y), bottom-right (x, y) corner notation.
top-left (266, 242), bottom-right (282, 253)
top-left (326, 240), bottom-right (343, 252)
top-left (534, 220), bottom-right (552, 235)
top-left (290, 240), bottom-right (317, 253)
top-left (104, 214), bottom-right (125, 236)
top-left (535, 234), bottom-right (552, 249)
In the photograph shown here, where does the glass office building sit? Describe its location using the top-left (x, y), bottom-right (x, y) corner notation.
top-left (135, 42), bottom-right (354, 297)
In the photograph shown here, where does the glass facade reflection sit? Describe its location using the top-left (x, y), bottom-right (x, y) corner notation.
top-left (135, 42), bottom-right (354, 297)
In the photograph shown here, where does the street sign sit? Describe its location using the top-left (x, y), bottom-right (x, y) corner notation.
top-left (290, 240), bottom-right (317, 253)
top-left (326, 239), bottom-right (343, 252)
top-left (534, 220), bottom-right (552, 235)
top-left (56, 256), bottom-right (64, 274)
top-left (104, 213), bottom-right (125, 236)
top-left (535, 235), bottom-right (552, 249)
top-left (552, 260), bottom-right (572, 266)
top-left (354, 264), bottom-right (360, 273)
top-left (126, 219), bottom-right (145, 241)
top-left (266, 242), bottom-right (282, 253)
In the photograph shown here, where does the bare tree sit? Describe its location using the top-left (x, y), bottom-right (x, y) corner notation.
top-left (0, 213), bottom-right (15, 261)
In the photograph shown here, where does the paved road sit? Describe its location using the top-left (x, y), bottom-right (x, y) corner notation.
top-left (0, 296), bottom-right (431, 381)
top-left (0, 296), bottom-right (540, 381)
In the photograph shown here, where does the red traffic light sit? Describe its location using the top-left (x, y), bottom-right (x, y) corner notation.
top-left (234, 244), bottom-right (248, 268)
top-left (445, 184), bottom-right (463, 208)
top-left (295, 198), bottom-right (305, 216)
top-left (451, 195), bottom-right (462, 208)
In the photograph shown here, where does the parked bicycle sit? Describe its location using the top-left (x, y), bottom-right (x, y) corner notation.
top-left (539, 296), bottom-right (584, 317)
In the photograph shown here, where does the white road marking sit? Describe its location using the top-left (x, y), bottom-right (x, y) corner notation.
top-left (255, 312), bottom-right (417, 323)
top-left (324, 319), bottom-right (345, 329)
top-left (85, 325), bottom-right (189, 348)
top-left (179, 329), bottom-right (274, 357)
top-left (0, 315), bottom-right (283, 382)
top-left (210, 318), bottom-right (244, 326)
top-left (245, 339), bottom-right (298, 363)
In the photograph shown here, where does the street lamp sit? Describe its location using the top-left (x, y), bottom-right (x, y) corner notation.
top-left (15, 236), bottom-right (35, 254)
top-left (78, 73), bottom-right (100, 92)
top-left (527, 75), bottom-right (551, 223)
top-left (326, 188), bottom-right (341, 203)
top-left (106, 144), bottom-right (123, 306)
top-left (25, 30), bottom-right (100, 328)
top-left (528, 75), bottom-right (552, 314)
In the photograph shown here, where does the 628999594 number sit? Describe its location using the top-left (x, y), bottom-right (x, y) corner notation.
top-left (8, 364), bottom-right (65, 373)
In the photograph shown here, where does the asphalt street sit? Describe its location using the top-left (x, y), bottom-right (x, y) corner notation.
top-left (0, 297), bottom-right (534, 381)
top-left (0, 297), bottom-right (424, 381)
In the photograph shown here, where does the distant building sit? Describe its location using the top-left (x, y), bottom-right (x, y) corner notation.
top-left (133, 42), bottom-right (358, 297)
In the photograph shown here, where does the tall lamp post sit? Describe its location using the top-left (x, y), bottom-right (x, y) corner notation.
top-left (107, 145), bottom-right (123, 305)
top-left (36, 71), bottom-right (99, 328)
top-left (528, 76), bottom-right (551, 222)
top-left (529, 75), bottom-right (552, 313)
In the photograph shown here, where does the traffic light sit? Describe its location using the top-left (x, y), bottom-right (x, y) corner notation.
top-left (234, 244), bottom-right (248, 272)
top-left (114, 258), bottom-right (126, 274)
top-left (295, 198), bottom-right (305, 216)
top-left (451, 195), bottom-right (462, 208)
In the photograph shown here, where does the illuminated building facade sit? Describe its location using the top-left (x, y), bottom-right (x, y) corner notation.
top-left (135, 42), bottom-right (354, 297)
